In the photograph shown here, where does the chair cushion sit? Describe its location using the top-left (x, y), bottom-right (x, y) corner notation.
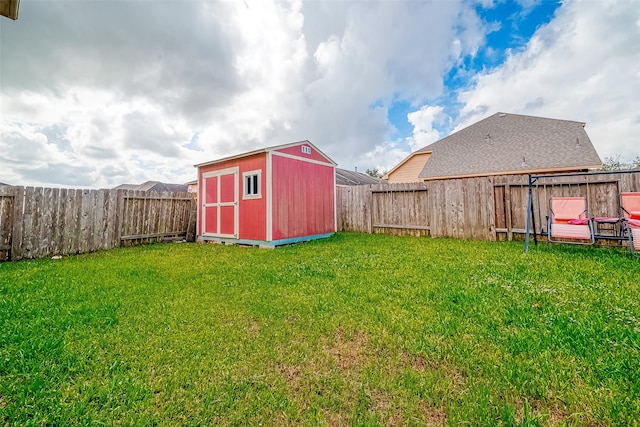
top-left (568, 218), bottom-right (590, 225)
top-left (551, 224), bottom-right (592, 239)
top-left (551, 198), bottom-right (587, 222)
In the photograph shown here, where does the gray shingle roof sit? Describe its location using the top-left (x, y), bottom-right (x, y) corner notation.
top-left (335, 168), bottom-right (383, 186)
top-left (417, 112), bottom-right (602, 180)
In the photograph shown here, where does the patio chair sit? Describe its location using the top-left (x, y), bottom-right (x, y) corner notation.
top-left (620, 192), bottom-right (640, 257)
top-left (547, 197), bottom-right (595, 245)
top-left (620, 192), bottom-right (640, 220)
top-left (622, 219), bottom-right (640, 257)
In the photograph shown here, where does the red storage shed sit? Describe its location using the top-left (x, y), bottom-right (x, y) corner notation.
top-left (195, 140), bottom-right (337, 247)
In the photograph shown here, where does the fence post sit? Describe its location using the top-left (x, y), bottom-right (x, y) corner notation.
top-left (368, 185), bottom-right (374, 234)
top-left (186, 197), bottom-right (197, 242)
top-left (10, 186), bottom-right (25, 261)
top-left (115, 189), bottom-right (125, 247)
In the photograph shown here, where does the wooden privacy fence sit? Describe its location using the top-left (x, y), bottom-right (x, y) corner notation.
top-left (0, 186), bottom-right (196, 262)
top-left (336, 171), bottom-right (640, 242)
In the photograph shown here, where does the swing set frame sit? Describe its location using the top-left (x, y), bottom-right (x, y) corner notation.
top-left (524, 169), bottom-right (640, 253)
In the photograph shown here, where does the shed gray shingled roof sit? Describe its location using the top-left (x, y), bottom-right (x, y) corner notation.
top-left (335, 168), bottom-right (383, 186)
top-left (417, 112), bottom-right (602, 180)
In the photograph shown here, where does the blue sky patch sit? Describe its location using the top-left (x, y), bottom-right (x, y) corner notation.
top-left (388, 0), bottom-right (562, 150)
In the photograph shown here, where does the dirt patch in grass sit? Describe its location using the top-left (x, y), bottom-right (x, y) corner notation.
top-left (245, 319), bottom-right (261, 336)
top-left (398, 350), bottom-right (468, 390)
top-left (366, 387), bottom-right (406, 426)
top-left (277, 326), bottom-right (370, 385)
top-left (322, 411), bottom-right (348, 426)
top-left (277, 363), bottom-right (304, 392)
top-left (409, 352), bottom-right (427, 372)
top-left (541, 401), bottom-right (570, 426)
top-left (418, 401), bottom-right (449, 426)
top-left (324, 328), bottom-right (369, 372)
top-left (546, 407), bottom-right (570, 426)
top-left (276, 328), bottom-right (373, 422)
top-left (512, 396), bottom-right (570, 426)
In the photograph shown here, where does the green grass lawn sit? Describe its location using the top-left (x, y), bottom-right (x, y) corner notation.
top-left (0, 233), bottom-right (639, 426)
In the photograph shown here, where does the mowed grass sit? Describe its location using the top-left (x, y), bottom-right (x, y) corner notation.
top-left (0, 233), bottom-right (639, 426)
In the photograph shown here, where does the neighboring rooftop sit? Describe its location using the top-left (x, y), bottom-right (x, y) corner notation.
top-left (113, 181), bottom-right (188, 193)
top-left (335, 168), bottom-right (383, 186)
top-left (385, 112), bottom-right (603, 182)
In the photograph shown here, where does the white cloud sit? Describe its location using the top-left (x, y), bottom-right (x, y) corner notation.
top-left (314, 35), bottom-right (342, 73)
top-left (0, 121), bottom-right (77, 185)
top-left (0, 0), bottom-right (490, 187)
top-left (406, 106), bottom-right (446, 151)
top-left (269, 0), bottom-right (485, 170)
top-left (0, 87), bottom-right (201, 187)
top-left (456, 0), bottom-right (640, 161)
top-left (356, 142), bottom-right (410, 176)
top-left (0, 0), bottom-right (307, 187)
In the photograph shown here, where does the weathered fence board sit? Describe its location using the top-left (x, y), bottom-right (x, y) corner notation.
top-left (336, 184), bottom-right (372, 233)
top-left (0, 187), bottom-right (196, 261)
top-left (371, 185), bottom-right (430, 236)
top-left (0, 188), bottom-right (14, 261)
top-left (119, 190), bottom-right (193, 247)
top-left (338, 171), bottom-right (640, 243)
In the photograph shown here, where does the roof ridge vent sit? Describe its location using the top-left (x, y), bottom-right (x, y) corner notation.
top-left (499, 113), bottom-right (507, 117)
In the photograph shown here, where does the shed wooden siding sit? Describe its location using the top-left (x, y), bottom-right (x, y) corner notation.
top-left (387, 153), bottom-right (431, 183)
top-left (197, 153), bottom-right (267, 240)
top-left (271, 155), bottom-right (335, 240)
top-left (274, 143), bottom-right (331, 164)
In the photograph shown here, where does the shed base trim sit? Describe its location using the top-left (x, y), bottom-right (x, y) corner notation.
top-left (197, 233), bottom-right (334, 248)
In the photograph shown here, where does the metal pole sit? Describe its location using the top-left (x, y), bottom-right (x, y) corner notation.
top-left (525, 174), bottom-right (533, 253)
top-left (531, 184), bottom-right (538, 246)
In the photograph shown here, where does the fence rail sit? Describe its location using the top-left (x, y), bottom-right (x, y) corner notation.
top-left (336, 172), bottom-right (640, 242)
top-left (0, 187), bottom-right (196, 262)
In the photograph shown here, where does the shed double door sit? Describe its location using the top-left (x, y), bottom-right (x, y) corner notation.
top-left (202, 168), bottom-right (238, 238)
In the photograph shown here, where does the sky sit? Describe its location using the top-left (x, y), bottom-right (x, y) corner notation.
top-left (1, 0), bottom-right (639, 188)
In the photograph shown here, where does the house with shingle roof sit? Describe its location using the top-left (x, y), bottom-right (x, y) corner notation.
top-left (384, 112), bottom-right (603, 182)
